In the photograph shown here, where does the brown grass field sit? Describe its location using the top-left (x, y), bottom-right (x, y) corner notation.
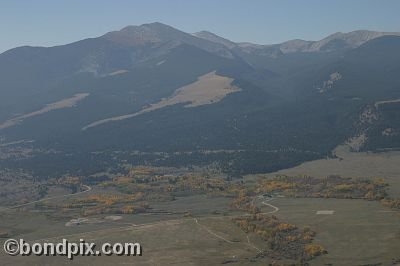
top-left (83, 71), bottom-right (240, 130)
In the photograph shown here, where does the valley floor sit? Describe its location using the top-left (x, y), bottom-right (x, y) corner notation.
top-left (1, 145), bottom-right (400, 265)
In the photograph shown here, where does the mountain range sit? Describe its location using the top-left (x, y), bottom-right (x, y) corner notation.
top-left (1, 22), bottom-right (400, 177)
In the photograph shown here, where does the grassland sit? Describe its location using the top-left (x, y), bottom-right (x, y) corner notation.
top-left (2, 195), bottom-right (398, 265)
top-left (272, 197), bottom-right (400, 265)
top-left (82, 71), bottom-right (240, 130)
top-left (264, 145), bottom-right (400, 198)
top-left (0, 93), bottom-right (89, 130)
top-left (1, 148), bottom-right (400, 265)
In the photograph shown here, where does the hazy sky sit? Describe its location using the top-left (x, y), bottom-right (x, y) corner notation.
top-left (1, 0), bottom-right (400, 53)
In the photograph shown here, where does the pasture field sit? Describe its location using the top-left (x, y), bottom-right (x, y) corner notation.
top-left (270, 197), bottom-right (400, 265)
top-left (0, 197), bottom-right (268, 266)
top-left (2, 194), bottom-right (399, 265)
top-left (2, 148), bottom-right (400, 265)
top-left (265, 145), bottom-right (400, 197)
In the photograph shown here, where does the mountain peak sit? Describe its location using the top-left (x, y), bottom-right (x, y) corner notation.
top-left (120, 22), bottom-right (175, 32)
top-left (102, 22), bottom-right (188, 46)
top-left (193, 31), bottom-right (236, 49)
top-left (100, 23), bottom-right (235, 59)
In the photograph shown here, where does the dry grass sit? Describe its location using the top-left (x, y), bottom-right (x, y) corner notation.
top-left (262, 145), bottom-right (400, 198)
top-left (105, 69), bottom-right (129, 76)
top-left (83, 71), bottom-right (240, 130)
top-left (0, 93), bottom-right (89, 129)
top-left (375, 98), bottom-right (400, 108)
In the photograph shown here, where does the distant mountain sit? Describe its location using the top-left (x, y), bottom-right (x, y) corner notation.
top-left (285, 30), bottom-right (400, 53)
top-left (0, 22), bottom-right (242, 120)
top-left (103, 22), bottom-right (235, 59)
top-left (195, 29), bottom-right (400, 55)
top-left (1, 23), bottom-right (400, 177)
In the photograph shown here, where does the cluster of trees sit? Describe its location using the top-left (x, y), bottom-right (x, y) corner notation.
top-left (233, 214), bottom-right (325, 261)
top-left (230, 190), bottom-right (259, 213)
top-left (80, 203), bottom-right (149, 216)
top-left (304, 244), bottom-right (327, 259)
top-left (54, 191), bottom-right (149, 216)
top-left (256, 175), bottom-right (388, 200)
top-left (74, 193), bottom-right (144, 206)
top-left (362, 102), bottom-right (400, 152)
top-left (99, 167), bottom-right (246, 200)
top-left (381, 198), bottom-right (400, 210)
